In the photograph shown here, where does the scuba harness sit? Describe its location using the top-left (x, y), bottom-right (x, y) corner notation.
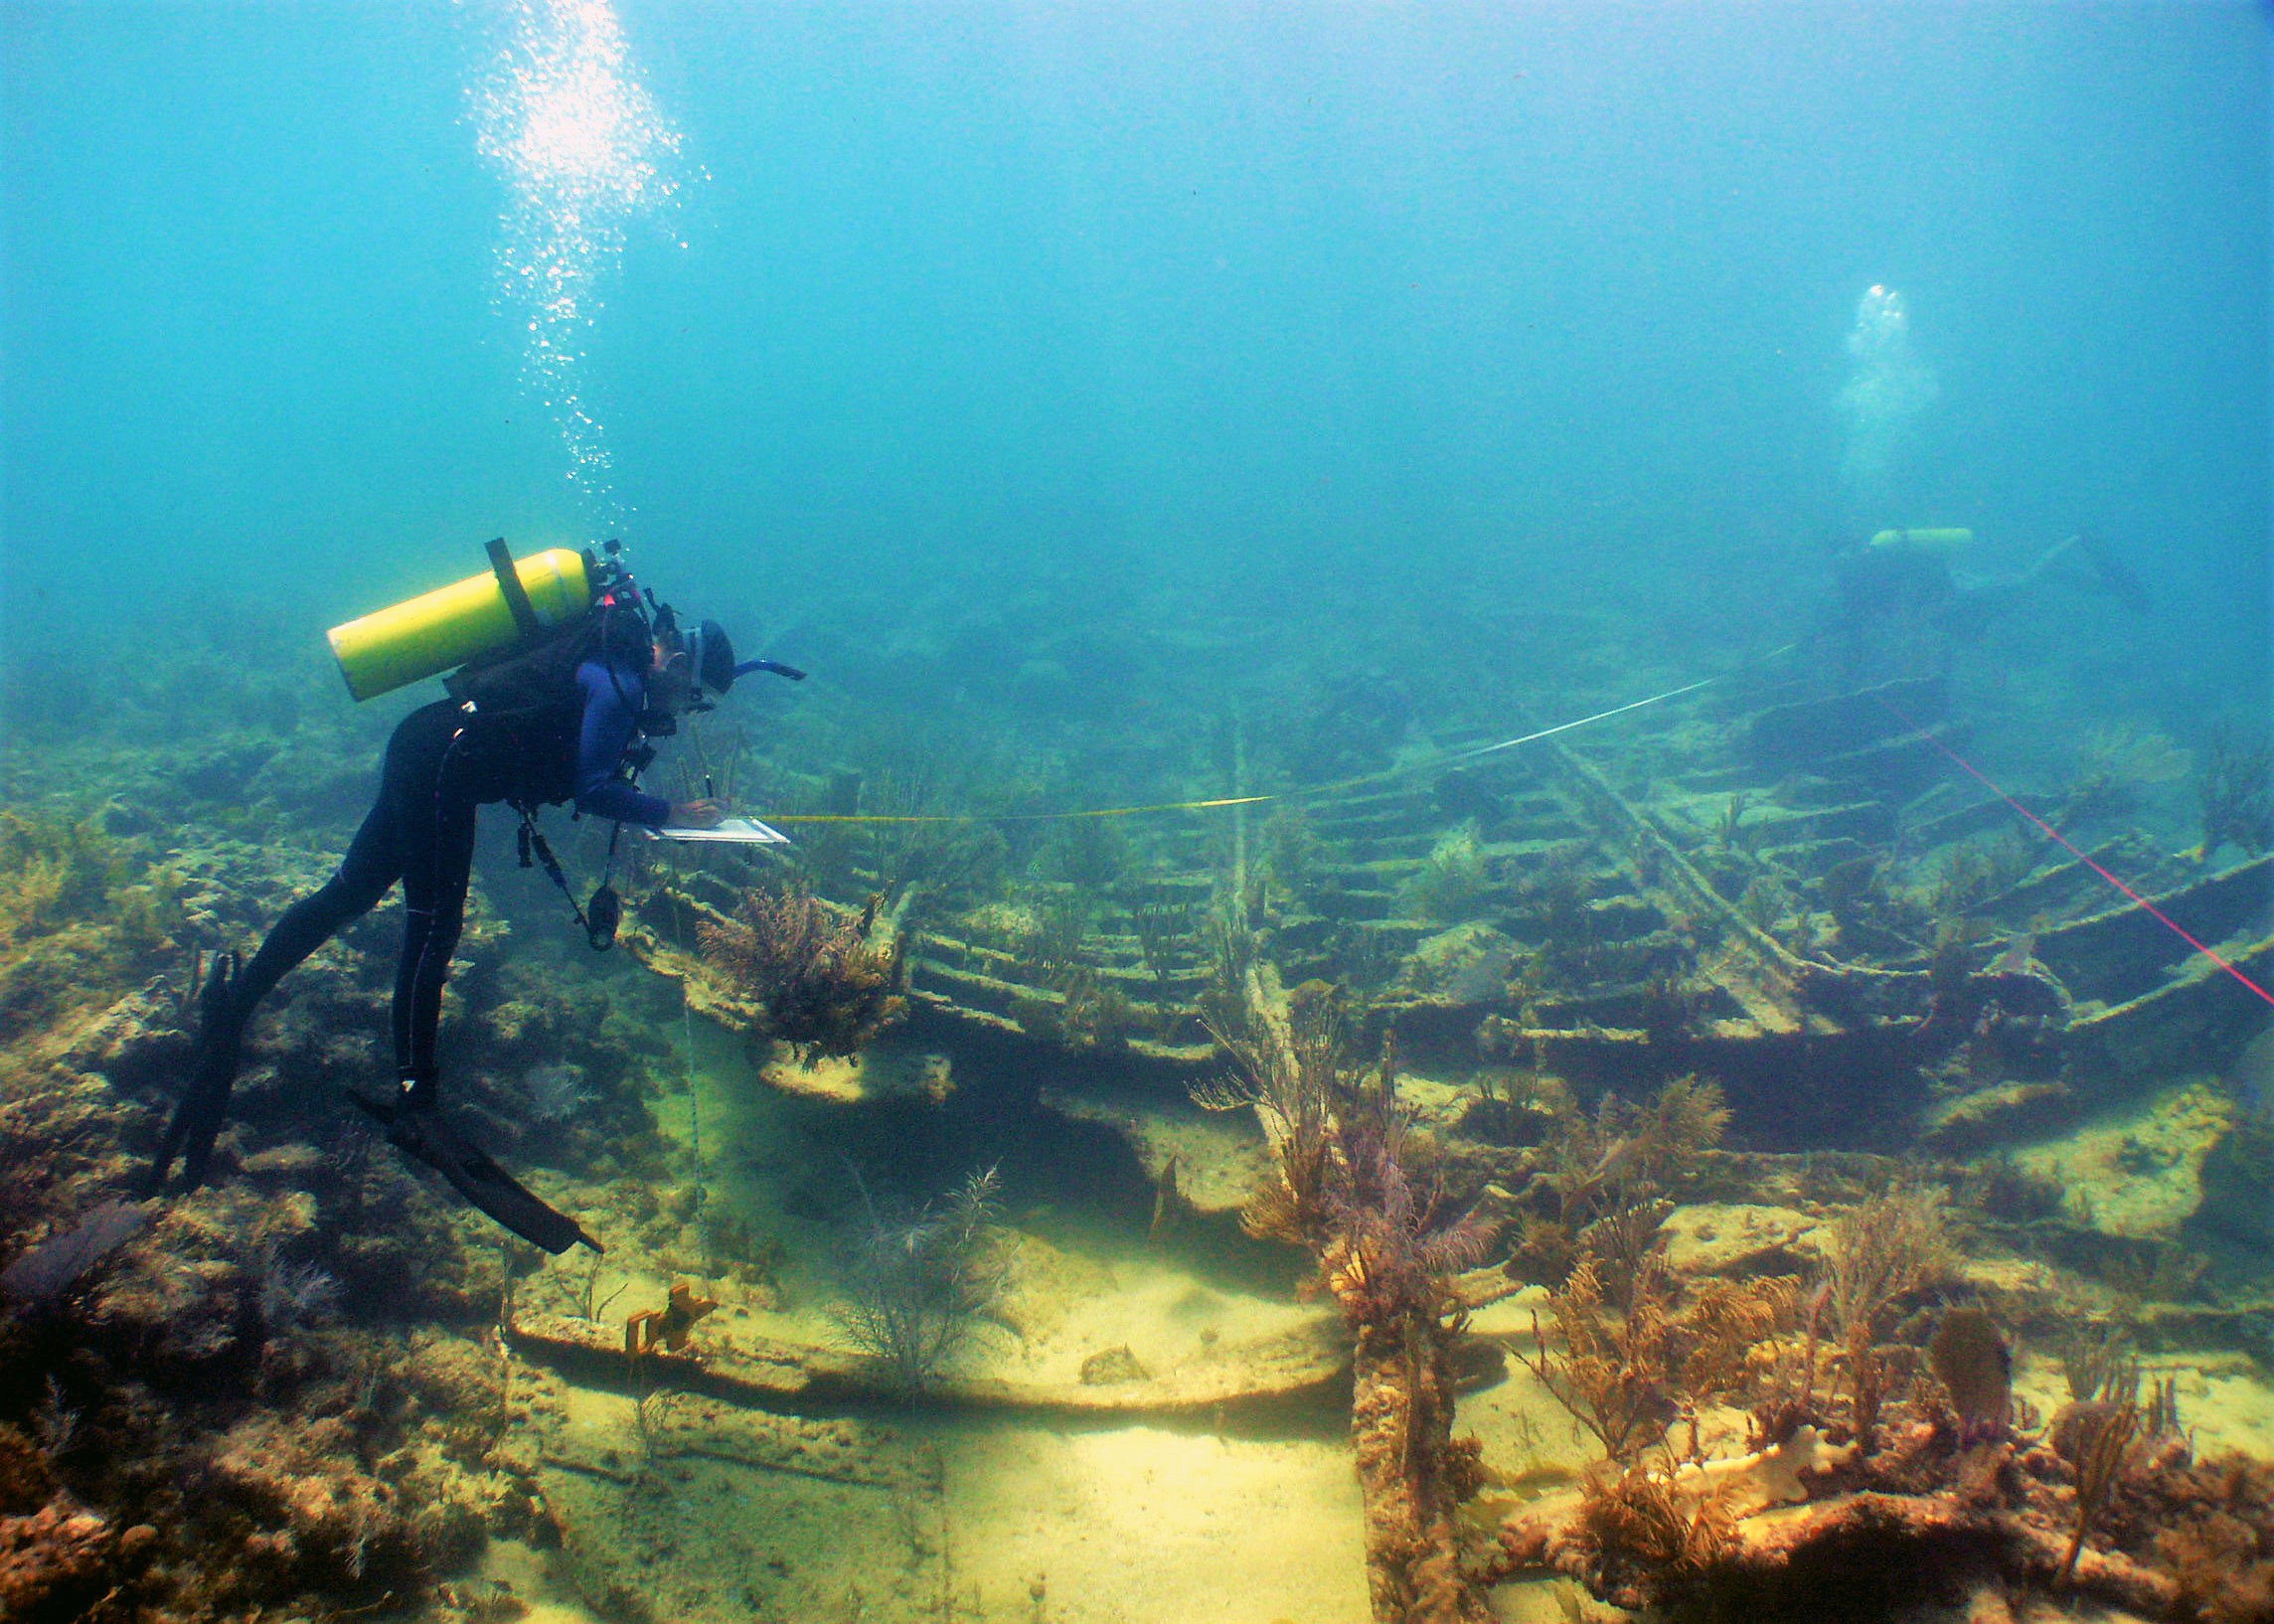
top-left (432, 537), bottom-right (800, 952)
top-left (453, 537), bottom-right (651, 951)
top-left (198, 535), bottom-right (806, 1259)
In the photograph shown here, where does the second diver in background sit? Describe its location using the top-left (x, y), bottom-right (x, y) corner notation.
top-left (1825, 526), bottom-right (2151, 685)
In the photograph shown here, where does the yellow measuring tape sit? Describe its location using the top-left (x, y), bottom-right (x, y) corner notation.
top-left (757, 649), bottom-right (1792, 828)
top-left (765, 795), bottom-right (1273, 826)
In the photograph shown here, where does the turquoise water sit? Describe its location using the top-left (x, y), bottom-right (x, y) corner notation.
top-left (4, 7), bottom-right (2272, 1623)
top-left (4, 4), bottom-right (2264, 686)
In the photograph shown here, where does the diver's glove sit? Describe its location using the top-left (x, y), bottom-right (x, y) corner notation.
top-left (148, 951), bottom-right (246, 1194)
top-left (348, 1087), bottom-right (600, 1256)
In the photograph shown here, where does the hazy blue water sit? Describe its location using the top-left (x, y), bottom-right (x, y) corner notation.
top-left (3, 2), bottom-right (2266, 696)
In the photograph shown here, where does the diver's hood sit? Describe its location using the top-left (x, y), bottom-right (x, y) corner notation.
top-left (684, 618), bottom-right (738, 697)
top-left (662, 608), bottom-right (805, 704)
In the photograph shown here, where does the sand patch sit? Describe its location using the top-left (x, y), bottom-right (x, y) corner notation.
top-left (938, 1419), bottom-right (1371, 1624)
top-left (2014, 1080), bottom-right (2233, 1238)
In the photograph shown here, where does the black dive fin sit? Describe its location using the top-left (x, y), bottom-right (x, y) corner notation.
top-left (150, 952), bottom-right (244, 1194)
top-left (351, 1093), bottom-right (601, 1256)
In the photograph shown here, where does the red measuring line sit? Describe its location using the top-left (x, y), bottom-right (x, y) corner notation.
top-left (1873, 697), bottom-right (2274, 1010)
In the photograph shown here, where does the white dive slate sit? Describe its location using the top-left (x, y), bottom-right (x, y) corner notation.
top-left (642, 817), bottom-right (792, 845)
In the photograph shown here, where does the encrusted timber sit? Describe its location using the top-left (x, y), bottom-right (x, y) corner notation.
top-left (1500, 1487), bottom-right (2177, 1621)
top-left (893, 987), bottom-right (1218, 1089)
top-left (2033, 854), bottom-right (2273, 1005)
top-left (2130, 1297), bottom-right (2274, 1354)
top-left (2063, 929), bottom-right (2274, 1089)
top-left (640, 871), bottom-right (899, 948)
top-left (620, 892), bottom-right (761, 1031)
top-left (1721, 1493), bottom-right (2179, 1620)
top-left (1543, 740), bottom-right (1913, 1035)
top-left (1553, 742), bottom-right (1803, 987)
top-left (1489, 1021), bottom-right (1931, 1150)
top-left (1967, 832), bottom-right (2158, 932)
top-left (505, 1309), bottom-right (1351, 1421)
top-left (906, 935), bottom-right (1214, 1065)
top-left (2026, 855), bottom-right (2274, 1088)
top-left (1741, 675), bottom-right (1949, 767)
top-left (1740, 678), bottom-right (1974, 806)
top-left (540, 1400), bottom-right (928, 1493)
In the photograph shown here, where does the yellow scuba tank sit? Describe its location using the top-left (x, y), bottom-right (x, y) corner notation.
top-left (327, 543), bottom-right (591, 702)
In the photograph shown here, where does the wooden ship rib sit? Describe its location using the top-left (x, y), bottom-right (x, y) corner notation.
top-left (639, 670), bottom-right (2272, 1151)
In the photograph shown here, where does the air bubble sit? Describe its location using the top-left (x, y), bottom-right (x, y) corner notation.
top-left (475, 0), bottom-right (688, 522)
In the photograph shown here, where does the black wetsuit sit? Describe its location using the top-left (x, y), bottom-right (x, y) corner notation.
top-left (1824, 541), bottom-right (1972, 685)
top-left (151, 658), bottom-right (668, 1252)
top-left (224, 663), bottom-right (667, 1103)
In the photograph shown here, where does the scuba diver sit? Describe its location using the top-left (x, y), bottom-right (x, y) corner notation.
top-left (1825, 526), bottom-right (2150, 684)
top-left (147, 542), bottom-right (801, 1254)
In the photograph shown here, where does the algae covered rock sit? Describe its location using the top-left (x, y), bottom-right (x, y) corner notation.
top-left (1920, 1080), bottom-right (2074, 1154)
top-left (1078, 1344), bottom-right (1151, 1385)
top-left (1401, 921), bottom-right (1518, 1004)
top-left (45, 976), bottom-right (188, 1091)
top-left (0, 1497), bottom-right (116, 1623)
top-left (0, 1426), bottom-right (56, 1517)
top-left (1659, 1203), bottom-right (1825, 1279)
top-left (2016, 1079), bottom-right (2233, 1238)
top-left (403, 1328), bottom-right (505, 1419)
top-left (209, 1412), bottom-right (418, 1585)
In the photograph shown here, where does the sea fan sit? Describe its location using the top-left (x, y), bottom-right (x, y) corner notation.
top-left (1928, 1306), bottom-right (2013, 1443)
top-left (257, 1250), bottom-right (342, 1331)
top-left (524, 1062), bottom-right (596, 1123)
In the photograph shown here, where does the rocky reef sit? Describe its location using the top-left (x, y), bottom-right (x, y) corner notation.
top-left (0, 625), bottom-right (698, 1622)
top-left (4, 585), bottom-right (2270, 1624)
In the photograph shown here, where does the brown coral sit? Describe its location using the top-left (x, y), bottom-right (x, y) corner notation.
top-left (1817, 1185), bottom-right (1954, 1450)
top-left (1199, 979), bottom-right (1493, 1621)
top-left (698, 884), bottom-right (907, 1062)
top-left (1521, 1255), bottom-right (1681, 1464)
top-left (0, 1497), bottom-right (115, 1622)
top-left (1574, 1457), bottom-right (1740, 1605)
top-left (1504, 1073), bottom-right (1730, 1301)
top-left (1195, 976), bottom-right (1343, 1250)
top-left (2047, 1397), bottom-right (2141, 1588)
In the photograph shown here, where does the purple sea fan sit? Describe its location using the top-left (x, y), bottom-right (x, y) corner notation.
top-left (1322, 1108), bottom-right (1498, 1328)
top-left (0, 1201), bottom-right (153, 1305)
top-left (1929, 1305), bottom-right (2013, 1446)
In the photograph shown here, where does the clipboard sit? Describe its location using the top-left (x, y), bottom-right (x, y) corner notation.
top-left (642, 817), bottom-right (792, 846)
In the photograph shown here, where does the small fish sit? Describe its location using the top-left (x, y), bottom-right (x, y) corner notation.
top-left (1992, 932), bottom-right (2036, 976)
top-left (2228, 1023), bottom-right (2274, 1128)
top-left (1149, 1156), bottom-right (1182, 1240)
